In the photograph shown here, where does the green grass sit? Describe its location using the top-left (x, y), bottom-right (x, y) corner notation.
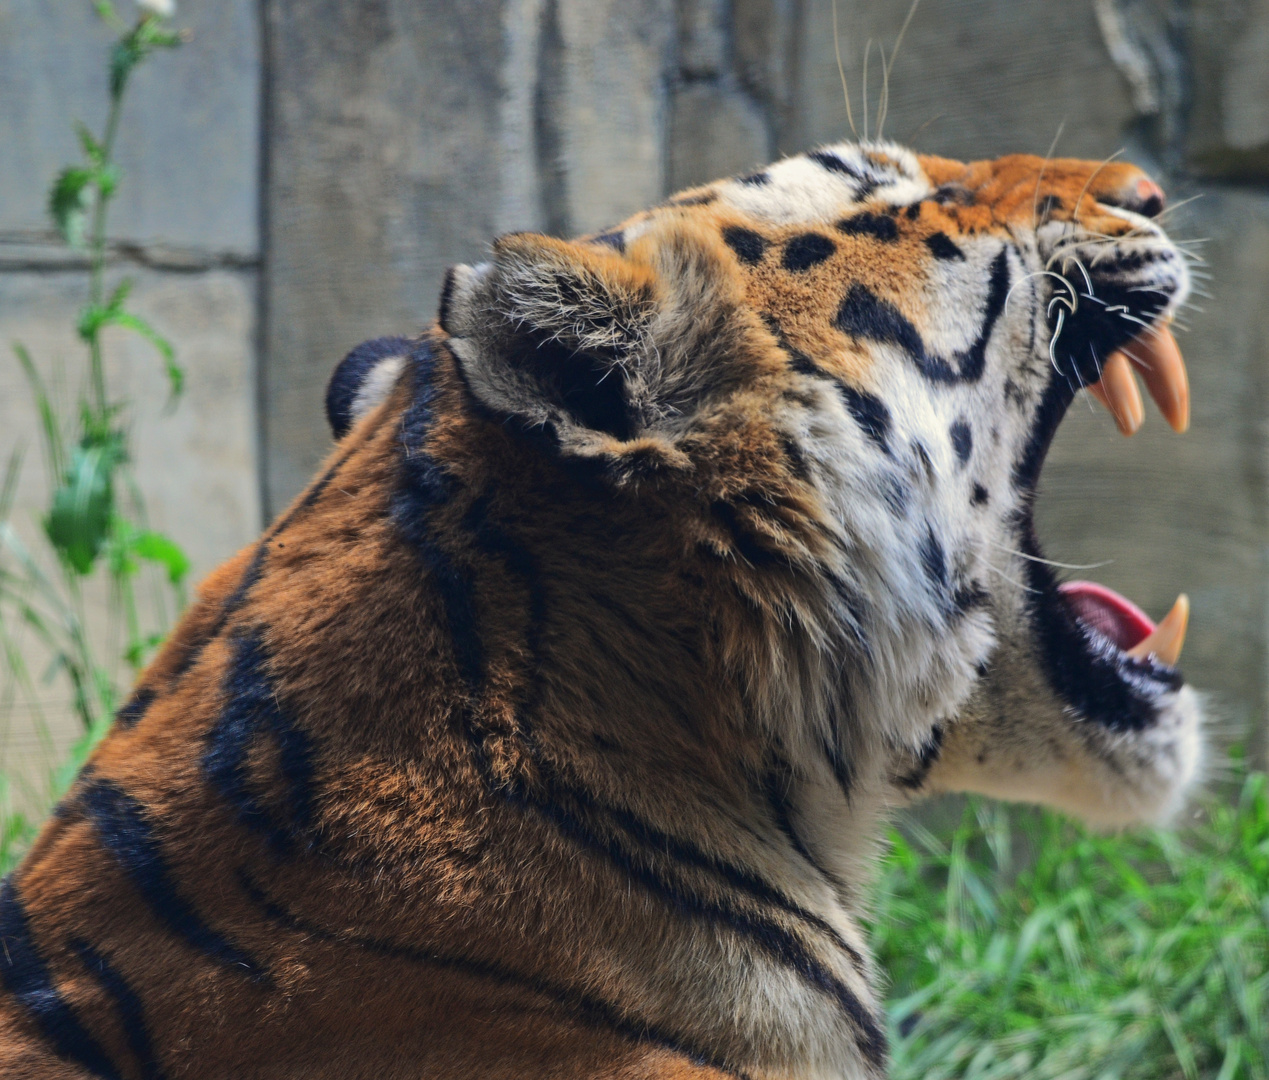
top-left (875, 773), bottom-right (1269, 1080)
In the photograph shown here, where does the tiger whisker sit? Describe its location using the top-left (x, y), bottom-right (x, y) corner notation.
top-left (1005, 270), bottom-right (1076, 313)
top-left (861, 38), bottom-right (872, 142)
top-left (1032, 122), bottom-right (1067, 231)
top-left (987, 541), bottom-right (1113, 572)
top-left (875, 0), bottom-right (923, 141)
top-left (831, 0), bottom-right (857, 137)
top-left (1070, 148), bottom-right (1125, 212)
top-left (1153, 193), bottom-right (1204, 221)
top-left (982, 560), bottom-right (1041, 595)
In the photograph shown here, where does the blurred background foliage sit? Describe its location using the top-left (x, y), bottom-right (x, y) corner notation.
top-left (2, 0), bottom-right (189, 840)
top-left (1, 1), bottom-right (1268, 1076)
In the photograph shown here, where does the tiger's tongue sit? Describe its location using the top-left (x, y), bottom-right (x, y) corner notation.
top-left (1059, 581), bottom-right (1154, 649)
top-left (1059, 582), bottom-right (1190, 665)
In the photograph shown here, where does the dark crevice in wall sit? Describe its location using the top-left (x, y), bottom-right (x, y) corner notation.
top-left (534, 0), bottom-right (571, 239)
top-left (256, 0), bottom-right (276, 520)
top-left (0, 236), bottom-right (258, 273)
top-left (664, 0), bottom-right (784, 193)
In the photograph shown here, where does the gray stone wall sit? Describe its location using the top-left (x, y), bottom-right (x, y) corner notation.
top-left (4, 0), bottom-right (1268, 768)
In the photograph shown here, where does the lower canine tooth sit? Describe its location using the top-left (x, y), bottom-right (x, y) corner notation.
top-left (1126, 594), bottom-right (1189, 665)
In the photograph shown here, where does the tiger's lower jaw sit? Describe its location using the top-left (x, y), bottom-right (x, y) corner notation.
top-left (957, 647), bottom-right (1205, 828)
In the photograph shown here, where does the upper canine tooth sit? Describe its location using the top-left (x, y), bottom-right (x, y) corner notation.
top-left (1126, 594), bottom-right (1189, 666)
top-left (1119, 324), bottom-right (1190, 433)
top-left (1089, 351), bottom-right (1144, 435)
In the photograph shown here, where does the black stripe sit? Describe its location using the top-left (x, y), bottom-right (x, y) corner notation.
top-left (760, 313), bottom-right (818, 375)
top-left (669, 191), bottom-right (717, 207)
top-left (237, 870), bottom-right (751, 1079)
top-left (463, 495), bottom-right (546, 696)
top-left (592, 230), bottom-right (626, 253)
top-left (825, 571), bottom-right (871, 657)
top-left (837, 213), bottom-right (898, 242)
top-left (80, 778), bottom-right (266, 981)
top-left (949, 420), bottom-right (973, 464)
top-left (459, 493), bottom-right (875, 991)
top-left (391, 342), bottom-right (485, 690)
top-left (762, 313), bottom-right (892, 455)
top-left (0, 879), bottom-right (122, 1080)
top-left (925, 232), bottom-right (965, 261)
top-left (822, 699), bottom-right (855, 804)
top-left (835, 247), bottom-right (1010, 385)
top-left (807, 151), bottom-right (880, 198)
top-left (782, 232), bottom-right (837, 271)
top-left (919, 526), bottom-right (948, 591)
top-left (893, 725), bottom-right (944, 791)
top-left (710, 500), bottom-right (789, 569)
top-left (406, 362), bottom-right (881, 1058)
top-left (510, 774), bottom-right (886, 1066)
top-left (115, 688), bottom-right (155, 730)
top-left (437, 267), bottom-right (459, 334)
top-left (835, 383), bottom-right (893, 455)
top-left (71, 940), bottom-right (165, 1080)
top-left (167, 544), bottom-right (266, 683)
top-left (762, 759), bottom-right (836, 884)
top-left (203, 631), bottom-right (315, 852)
top-left (721, 226), bottom-right (768, 266)
top-left (822, 737), bottom-right (855, 804)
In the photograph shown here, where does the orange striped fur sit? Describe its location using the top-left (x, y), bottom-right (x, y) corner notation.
top-left (0, 144), bottom-right (1201, 1079)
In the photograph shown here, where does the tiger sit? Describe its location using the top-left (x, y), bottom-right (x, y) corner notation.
top-left (0, 140), bottom-right (1201, 1080)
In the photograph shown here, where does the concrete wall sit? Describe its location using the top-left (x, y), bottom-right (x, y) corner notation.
top-left (3, 0), bottom-right (1268, 772)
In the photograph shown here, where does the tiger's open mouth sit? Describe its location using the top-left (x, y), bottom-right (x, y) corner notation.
top-left (1016, 238), bottom-right (1191, 729)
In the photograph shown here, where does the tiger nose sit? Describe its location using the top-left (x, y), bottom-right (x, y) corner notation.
top-left (1116, 175), bottom-right (1166, 218)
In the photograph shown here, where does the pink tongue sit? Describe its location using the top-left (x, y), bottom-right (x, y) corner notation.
top-left (1058, 581), bottom-right (1156, 650)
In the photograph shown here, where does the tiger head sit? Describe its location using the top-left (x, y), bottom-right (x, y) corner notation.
top-left (334, 141), bottom-right (1200, 829)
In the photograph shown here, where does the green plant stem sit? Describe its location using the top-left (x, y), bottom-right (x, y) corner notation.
top-left (86, 92), bottom-right (124, 418)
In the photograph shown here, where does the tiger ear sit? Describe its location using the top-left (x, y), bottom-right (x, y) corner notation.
top-left (439, 233), bottom-right (658, 449)
top-left (325, 336), bottom-right (413, 439)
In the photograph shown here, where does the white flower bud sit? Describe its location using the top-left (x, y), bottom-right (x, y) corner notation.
top-left (137, 0), bottom-right (175, 17)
